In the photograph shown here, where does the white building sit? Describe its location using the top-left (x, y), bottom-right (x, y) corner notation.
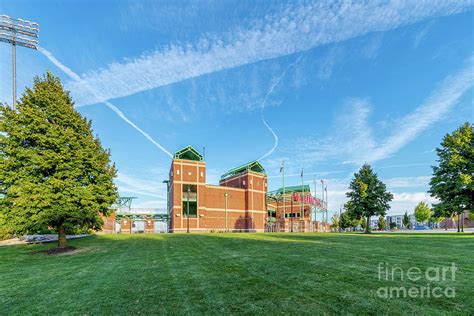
top-left (386, 215), bottom-right (404, 229)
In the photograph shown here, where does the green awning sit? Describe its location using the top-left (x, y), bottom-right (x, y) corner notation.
top-left (221, 160), bottom-right (265, 180)
top-left (273, 185), bottom-right (311, 194)
top-left (173, 146), bottom-right (204, 161)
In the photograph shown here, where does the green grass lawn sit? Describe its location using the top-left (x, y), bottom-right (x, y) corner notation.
top-left (0, 233), bottom-right (473, 314)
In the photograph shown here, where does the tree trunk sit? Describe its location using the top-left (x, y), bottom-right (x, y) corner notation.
top-left (365, 216), bottom-right (371, 234)
top-left (57, 223), bottom-right (67, 248)
top-left (461, 212), bottom-right (464, 233)
top-left (457, 215), bottom-right (460, 233)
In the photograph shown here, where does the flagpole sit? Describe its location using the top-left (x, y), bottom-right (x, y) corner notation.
top-left (301, 168), bottom-right (304, 231)
top-left (282, 161), bottom-right (285, 232)
top-left (313, 177), bottom-right (317, 223)
top-left (321, 179), bottom-right (325, 226)
top-left (325, 184), bottom-right (328, 224)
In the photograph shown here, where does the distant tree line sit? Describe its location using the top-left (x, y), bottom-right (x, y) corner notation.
top-left (332, 122), bottom-right (473, 233)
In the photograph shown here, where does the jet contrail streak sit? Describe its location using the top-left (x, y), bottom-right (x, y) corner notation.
top-left (38, 47), bottom-right (173, 158)
top-left (257, 56), bottom-right (302, 161)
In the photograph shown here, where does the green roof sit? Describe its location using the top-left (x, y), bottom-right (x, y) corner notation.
top-left (221, 160), bottom-right (265, 180)
top-left (173, 146), bottom-right (204, 161)
top-left (274, 185), bottom-right (310, 194)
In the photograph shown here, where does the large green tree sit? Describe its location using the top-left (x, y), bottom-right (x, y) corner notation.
top-left (0, 72), bottom-right (117, 247)
top-left (345, 164), bottom-right (393, 233)
top-left (339, 212), bottom-right (356, 230)
top-left (377, 215), bottom-right (385, 231)
top-left (429, 122), bottom-right (473, 233)
top-left (414, 202), bottom-right (431, 224)
top-left (330, 213), bottom-right (339, 229)
top-left (402, 211), bottom-right (410, 229)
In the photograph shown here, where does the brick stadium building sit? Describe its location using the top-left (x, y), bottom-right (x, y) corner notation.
top-left (168, 146), bottom-right (268, 232)
top-left (267, 185), bottom-right (330, 232)
top-left (101, 145), bottom-right (330, 234)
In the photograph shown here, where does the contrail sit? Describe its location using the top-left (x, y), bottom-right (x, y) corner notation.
top-left (257, 56), bottom-right (302, 161)
top-left (102, 101), bottom-right (172, 157)
top-left (38, 47), bottom-right (173, 158)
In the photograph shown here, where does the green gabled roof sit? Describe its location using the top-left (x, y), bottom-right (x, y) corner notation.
top-left (274, 185), bottom-right (311, 194)
top-left (173, 146), bottom-right (204, 161)
top-left (221, 160), bottom-right (265, 180)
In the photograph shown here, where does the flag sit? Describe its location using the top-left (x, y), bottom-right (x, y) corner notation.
top-left (301, 169), bottom-right (304, 178)
top-left (280, 166), bottom-right (283, 173)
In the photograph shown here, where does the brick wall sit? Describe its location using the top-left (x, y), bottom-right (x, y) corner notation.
top-left (100, 211), bottom-right (116, 234)
top-left (169, 159), bottom-right (268, 232)
top-left (121, 218), bottom-right (132, 234)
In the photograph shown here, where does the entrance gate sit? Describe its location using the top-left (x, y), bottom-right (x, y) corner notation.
top-left (116, 208), bottom-right (170, 234)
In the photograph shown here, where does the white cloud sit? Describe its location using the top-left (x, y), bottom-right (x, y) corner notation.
top-left (384, 176), bottom-right (431, 189)
top-left (325, 176), bottom-right (438, 217)
top-left (413, 20), bottom-right (435, 49)
top-left (368, 55), bottom-right (473, 162)
top-left (359, 33), bottom-right (384, 59)
top-left (64, 1), bottom-right (473, 107)
top-left (288, 55), bottom-right (473, 168)
top-left (132, 200), bottom-right (166, 208)
top-left (288, 97), bottom-right (376, 165)
top-left (39, 47), bottom-right (173, 158)
top-left (115, 172), bottom-right (167, 200)
top-left (317, 46), bottom-right (345, 80)
top-left (390, 192), bottom-right (438, 213)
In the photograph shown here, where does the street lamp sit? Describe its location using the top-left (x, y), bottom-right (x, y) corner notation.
top-left (290, 197), bottom-right (294, 233)
top-left (224, 192), bottom-right (229, 231)
top-left (186, 186), bottom-right (191, 233)
top-left (162, 180), bottom-right (170, 232)
top-left (0, 15), bottom-right (39, 109)
top-left (281, 161), bottom-right (286, 232)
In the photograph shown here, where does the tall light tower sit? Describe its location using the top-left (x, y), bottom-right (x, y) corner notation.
top-left (0, 15), bottom-right (39, 109)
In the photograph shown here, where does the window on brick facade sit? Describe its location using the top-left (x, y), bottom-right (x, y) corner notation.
top-left (287, 213), bottom-right (300, 218)
top-left (182, 201), bottom-right (197, 217)
top-left (182, 184), bottom-right (197, 217)
top-left (177, 170), bottom-right (180, 175)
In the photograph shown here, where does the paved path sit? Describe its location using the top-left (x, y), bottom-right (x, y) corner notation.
top-left (376, 228), bottom-right (473, 233)
top-left (0, 234), bottom-right (91, 246)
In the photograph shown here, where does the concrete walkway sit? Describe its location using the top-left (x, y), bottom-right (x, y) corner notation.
top-left (375, 228), bottom-right (474, 233)
top-left (0, 234), bottom-right (91, 246)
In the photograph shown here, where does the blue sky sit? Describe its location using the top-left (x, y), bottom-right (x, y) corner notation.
top-left (0, 1), bottom-right (473, 217)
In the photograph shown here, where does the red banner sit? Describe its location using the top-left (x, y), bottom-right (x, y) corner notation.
top-left (292, 192), bottom-right (322, 207)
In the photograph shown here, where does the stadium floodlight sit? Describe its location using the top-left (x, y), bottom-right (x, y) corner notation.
top-left (0, 15), bottom-right (39, 109)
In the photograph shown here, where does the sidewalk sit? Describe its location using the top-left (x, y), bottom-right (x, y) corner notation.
top-left (0, 234), bottom-right (91, 246)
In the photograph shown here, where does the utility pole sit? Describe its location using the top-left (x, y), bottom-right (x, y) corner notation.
top-left (0, 15), bottom-right (39, 109)
top-left (186, 186), bottom-right (190, 233)
top-left (224, 192), bottom-right (228, 231)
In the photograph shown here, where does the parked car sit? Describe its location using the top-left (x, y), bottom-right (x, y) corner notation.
top-left (414, 225), bottom-right (431, 230)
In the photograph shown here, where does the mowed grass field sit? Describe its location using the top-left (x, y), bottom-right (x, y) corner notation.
top-left (0, 233), bottom-right (473, 315)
